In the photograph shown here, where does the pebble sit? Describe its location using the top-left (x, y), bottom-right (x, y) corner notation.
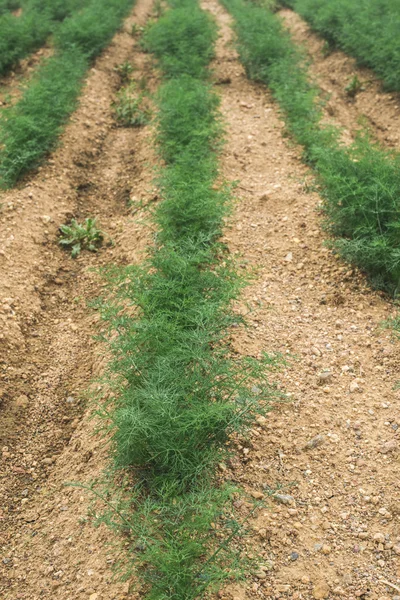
top-left (251, 491), bottom-right (264, 499)
top-left (318, 371), bottom-right (332, 383)
top-left (313, 581), bottom-right (330, 599)
top-left (273, 493), bottom-right (294, 505)
top-left (304, 434), bottom-right (325, 450)
top-left (290, 551), bottom-right (299, 561)
top-left (255, 570), bottom-right (267, 579)
top-left (349, 381), bottom-right (360, 393)
top-left (379, 440), bottom-right (397, 454)
top-left (373, 532), bottom-right (385, 543)
top-left (284, 252), bottom-right (293, 262)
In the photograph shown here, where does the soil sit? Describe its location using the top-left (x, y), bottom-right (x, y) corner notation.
top-left (278, 8), bottom-right (400, 150)
top-left (0, 0), bottom-right (399, 599)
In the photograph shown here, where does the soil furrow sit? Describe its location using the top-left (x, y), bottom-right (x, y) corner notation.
top-left (279, 8), bottom-right (400, 150)
top-left (203, 1), bottom-right (400, 598)
top-left (0, 0), bottom-right (158, 597)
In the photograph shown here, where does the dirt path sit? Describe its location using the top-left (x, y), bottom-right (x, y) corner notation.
top-left (278, 8), bottom-right (400, 150)
top-left (0, 0), bottom-right (158, 597)
top-left (202, 1), bottom-right (400, 599)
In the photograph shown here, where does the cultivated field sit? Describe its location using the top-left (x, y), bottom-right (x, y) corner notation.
top-left (0, 1), bottom-right (399, 599)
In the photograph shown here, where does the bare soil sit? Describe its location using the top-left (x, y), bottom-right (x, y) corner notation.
top-left (0, 1), bottom-right (399, 599)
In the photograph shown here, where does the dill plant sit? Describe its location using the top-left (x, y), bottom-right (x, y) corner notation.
top-left (223, 0), bottom-right (400, 295)
top-left (91, 1), bottom-right (281, 598)
top-left (0, 0), bottom-right (136, 187)
top-left (283, 0), bottom-right (400, 92)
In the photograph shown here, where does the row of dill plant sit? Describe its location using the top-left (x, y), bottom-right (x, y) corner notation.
top-left (0, 0), bottom-right (92, 76)
top-left (0, 0), bottom-right (137, 188)
top-left (222, 0), bottom-right (400, 296)
top-left (91, 1), bottom-right (279, 598)
top-left (281, 0), bottom-right (400, 93)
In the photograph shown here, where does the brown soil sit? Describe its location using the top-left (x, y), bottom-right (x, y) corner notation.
top-left (279, 8), bottom-right (400, 149)
top-left (202, 1), bottom-right (400, 599)
top-left (0, 0), bottom-right (158, 597)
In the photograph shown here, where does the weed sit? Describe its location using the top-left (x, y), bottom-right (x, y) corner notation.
top-left (344, 75), bottom-right (364, 98)
top-left (114, 61), bottom-right (134, 83)
top-left (130, 23), bottom-right (143, 36)
top-left (59, 217), bottom-right (104, 258)
top-left (113, 84), bottom-right (151, 127)
top-left (321, 39), bottom-right (332, 57)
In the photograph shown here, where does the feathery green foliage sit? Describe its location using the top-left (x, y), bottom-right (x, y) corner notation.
top-left (142, 5), bottom-right (217, 78)
top-left (0, 0), bottom-right (90, 76)
top-left (0, 0), bottom-right (136, 187)
top-left (223, 0), bottom-right (400, 295)
top-left (92, 2), bottom-right (279, 598)
top-left (282, 0), bottom-right (400, 92)
top-left (0, 51), bottom-right (87, 185)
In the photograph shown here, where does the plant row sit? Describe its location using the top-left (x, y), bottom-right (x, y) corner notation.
top-left (0, 0), bottom-right (136, 188)
top-left (223, 0), bottom-right (400, 296)
top-left (93, 1), bottom-right (277, 598)
top-left (282, 0), bottom-right (400, 92)
top-left (0, 0), bottom-right (92, 76)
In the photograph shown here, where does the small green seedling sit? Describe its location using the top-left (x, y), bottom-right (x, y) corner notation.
top-left (345, 75), bottom-right (364, 98)
top-left (114, 61), bottom-right (134, 83)
top-left (113, 84), bottom-right (151, 127)
top-left (321, 40), bottom-right (332, 57)
top-left (131, 23), bottom-right (144, 36)
top-left (59, 217), bottom-right (104, 258)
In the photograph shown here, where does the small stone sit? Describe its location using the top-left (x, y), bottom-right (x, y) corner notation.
top-left (377, 559), bottom-right (385, 567)
top-left (318, 371), bottom-right (332, 383)
top-left (284, 252), bottom-right (293, 262)
top-left (15, 394), bottom-right (29, 408)
top-left (314, 543), bottom-right (323, 551)
top-left (42, 457), bottom-right (53, 465)
top-left (301, 575), bottom-right (310, 584)
top-left (349, 381), bottom-right (360, 393)
top-left (276, 585), bottom-right (290, 593)
top-left (273, 493), bottom-right (294, 505)
top-left (251, 491), bottom-right (264, 500)
top-left (254, 570), bottom-right (267, 579)
top-left (373, 532), bottom-right (385, 543)
top-left (304, 434), bottom-right (325, 450)
top-left (311, 346), bottom-right (321, 356)
top-left (313, 581), bottom-right (330, 599)
top-left (89, 594), bottom-right (99, 600)
top-left (256, 415), bottom-right (267, 425)
top-left (290, 552), bottom-right (299, 561)
top-left (41, 215), bottom-right (51, 224)
top-left (321, 544), bottom-right (331, 555)
top-left (379, 440), bottom-right (397, 454)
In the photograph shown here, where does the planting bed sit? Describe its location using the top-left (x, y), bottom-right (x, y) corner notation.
top-left (0, 0), bottom-right (399, 599)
